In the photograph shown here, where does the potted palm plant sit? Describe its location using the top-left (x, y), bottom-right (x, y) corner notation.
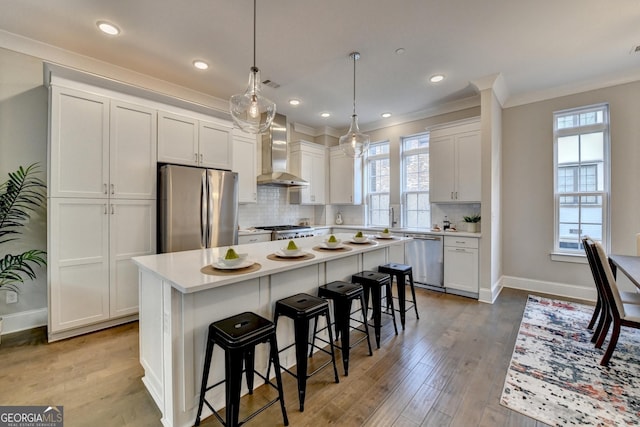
top-left (463, 214), bottom-right (481, 232)
top-left (0, 163), bottom-right (47, 342)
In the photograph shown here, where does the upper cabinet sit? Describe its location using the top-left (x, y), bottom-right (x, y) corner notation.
top-left (329, 146), bottom-right (362, 205)
top-left (429, 118), bottom-right (481, 202)
top-left (232, 130), bottom-right (258, 204)
top-left (49, 86), bottom-right (157, 199)
top-left (158, 111), bottom-right (233, 170)
top-left (289, 141), bottom-right (326, 205)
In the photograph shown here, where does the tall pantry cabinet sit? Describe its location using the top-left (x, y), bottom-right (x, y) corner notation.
top-left (47, 78), bottom-right (156, 341)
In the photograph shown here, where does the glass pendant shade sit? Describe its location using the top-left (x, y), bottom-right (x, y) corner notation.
top-left (339, 114), bottom-right (370, 158)
top-left (230, 66), bottom-right (276, 134)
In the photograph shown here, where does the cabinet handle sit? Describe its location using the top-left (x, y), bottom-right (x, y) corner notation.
top-left (111, 184), bottom-right (115, 195)
top-left (104, 183), bottom-right (108, 195)
top-left (253, 193), bottom-right (257, 201)
top-left (111, 205), bottom-right (115, 215)
top-left (451, 191), bottom-right (454, 200)
top-left (200, 153), bottom-right (203, 163)
top-left (455, 191), bottom-right (458, 199)
top-left (194, 153), bottom-right (198, 163)
top-left (104, 204), bottom-right (107, 215)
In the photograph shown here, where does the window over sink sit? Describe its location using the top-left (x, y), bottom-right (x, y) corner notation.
top-left (365, 141), bottom-right (390, 226)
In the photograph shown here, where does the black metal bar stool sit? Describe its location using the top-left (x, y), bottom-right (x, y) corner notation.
top-left (378, 263), bottom-right (420, 330)
top-left (351, 271), bottom-right (398, 348)
top-left (266, 293), bottom-right (339, 412)
top-left (195, 311), bottom-right (289, 427)
top-left (312, 281), bottom-right (373, 376)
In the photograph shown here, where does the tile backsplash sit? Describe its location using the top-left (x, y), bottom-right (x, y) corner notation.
top-left (238, 187), bottom-right (480, 230)
top-left (238, 186), bottom-right (315, 228)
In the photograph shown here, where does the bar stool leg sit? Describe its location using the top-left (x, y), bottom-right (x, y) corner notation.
top-left (394, 273), bottom-right (407, 330)
top-left (336, 298), bottom-right (353, 375)
top-left (386, 282), bottom-right (399, 336)
top-left (225, 348), bottom-right (244, 427)
top-left (293, 316), bottom-right (310, 411)
top-left (370, 283), bottom-right (382, 348)
top-left (322, 310), bottom-right (340, 383)
top-left (408, 270), bottom-right (419, 319)
top-left (195, 335), bottom-right (215, 426)
top-left (269, 335), bottom-right (290, 426)
top-left (359, 293), bottom-right (373, 356)
top-left (244, 346), bottom-right (255, 394)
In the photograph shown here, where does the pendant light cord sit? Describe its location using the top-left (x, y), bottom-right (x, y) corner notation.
top-left (352, 53), bottom-right (357, 116)
top-left (253, 0), bottom-right (257, 68)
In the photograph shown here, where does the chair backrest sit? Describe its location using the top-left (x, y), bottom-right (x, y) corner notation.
top-left (582, 236), bottom-right (604, 298)
top-left (591, 241), bottom-right (626, 319)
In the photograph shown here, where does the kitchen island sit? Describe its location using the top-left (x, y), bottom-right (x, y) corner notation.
top-left (132, 233), bottom-right (409, 427)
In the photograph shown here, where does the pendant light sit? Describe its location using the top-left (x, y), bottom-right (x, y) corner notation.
top-left (229, 0), bottom-right (276, 134)
top-left (339, 52), bottom-right (370, 158)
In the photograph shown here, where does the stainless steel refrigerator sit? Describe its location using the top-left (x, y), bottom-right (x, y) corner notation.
top-left (159, 164), bottom-right (238, 253)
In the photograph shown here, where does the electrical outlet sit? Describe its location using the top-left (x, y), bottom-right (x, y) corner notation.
top-left (6, 291), bottom-right (18, 304)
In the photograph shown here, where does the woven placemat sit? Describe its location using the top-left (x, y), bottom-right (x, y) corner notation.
top-left (312, 245), bottom-right (353, 252)
top-left (266, 253), bottom-right (315, 261)
top-left (201, 262), bottom-right (262, 276)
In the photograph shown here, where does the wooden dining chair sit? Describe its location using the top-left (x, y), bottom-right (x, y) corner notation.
top-left (583, 237), bottom-right (640, 344)
top-left (590, 241), bottom-right (640, 366)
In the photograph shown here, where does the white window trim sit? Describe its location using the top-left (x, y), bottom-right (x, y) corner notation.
top-left (365, 141), bottom-right (390, 227)
top-left (552, 103), bottom-right (610, 261)
top-left (401, 132), bottom-right (430, 228)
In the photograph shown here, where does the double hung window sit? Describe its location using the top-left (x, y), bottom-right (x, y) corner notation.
top-left (401, 133), bottom-right (430, 228)
top-left (366, 141), bottom-right (390, 226)
top-left (553, 104), bottom-right (609, 254)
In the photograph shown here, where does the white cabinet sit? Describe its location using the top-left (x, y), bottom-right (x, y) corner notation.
top-left (47, 81), bottom-right (157, 341)
top-left (48, 199), bottom-right (156, 334)
top-left (429, 118), bottom-right (481, 202)
top-left (289, 141), bottom-right (326, 205)
top-left (443, 236), bottom-right (479, 296)
top-left (232, 130), bottom-right (258, 203)
top-left (158, 111), bottom-right (233, 170)
top-left (49, 87), bottom-right (157, 199)
top-left (329, 146), bottom-right (362, 205)
top-left (238, 233), bottom-right (271, 244)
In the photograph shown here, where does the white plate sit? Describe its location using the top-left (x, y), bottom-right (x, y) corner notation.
top-left (376, 234), bottom-right (394, 239)
top-left (320, 242), bottom-right (345, 249)
top-left (212, 258), bottom-right (255, 270)
top-left (349, 239), bottom-right (372, 244)
top-left (275, 250), bottom-right (307, 258)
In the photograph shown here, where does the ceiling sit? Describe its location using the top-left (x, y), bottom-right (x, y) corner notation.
top-left (1, 0), bottom-right (639, 132)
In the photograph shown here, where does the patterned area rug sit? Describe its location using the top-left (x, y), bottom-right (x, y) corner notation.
top-left (500, 295), bottom-right (640, 426)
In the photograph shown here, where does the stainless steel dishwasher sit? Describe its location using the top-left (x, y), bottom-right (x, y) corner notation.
top-left (404, 234), bottom-right (444, 291)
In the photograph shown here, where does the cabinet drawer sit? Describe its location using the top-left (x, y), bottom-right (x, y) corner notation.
top-left (444, 236), bottom-right (479, 249)
top-left (238, 234), bottom-right (271, 244)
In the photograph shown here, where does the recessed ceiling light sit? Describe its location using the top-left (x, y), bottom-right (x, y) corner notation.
top-left (381, 112), bottom-right (392, 118)
top-left (320, 112), bottom-right (331, 118)
top-left (97, 21), bottom-right (120, 36)
top-left (193, 60), bottom-right (209, 70)
top-left (289, 99), bottom-right (300, 106)
top-left (429, 74), bottom-right (445, 83)
top-left (395, 48), bottom-right (406, 55)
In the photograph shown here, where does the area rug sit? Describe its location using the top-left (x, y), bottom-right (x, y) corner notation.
top-left (500, 295), bottom-right (640, 426)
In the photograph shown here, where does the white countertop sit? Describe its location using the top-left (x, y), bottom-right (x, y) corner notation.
top-left (133, 233), bottom-right (410, 294)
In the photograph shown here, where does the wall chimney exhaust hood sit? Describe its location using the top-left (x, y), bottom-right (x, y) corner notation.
top-left (257, 113), bottom-right (309, 187)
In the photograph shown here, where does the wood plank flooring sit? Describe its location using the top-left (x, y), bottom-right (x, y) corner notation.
top-left (0, 288), bottom-right (553, 427)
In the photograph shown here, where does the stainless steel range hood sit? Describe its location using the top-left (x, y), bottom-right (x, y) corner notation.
top-left (257, 113), bottom-right (309, 187)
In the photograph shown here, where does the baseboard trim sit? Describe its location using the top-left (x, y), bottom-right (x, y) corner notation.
top-left (479, 277), bottom-right (504, 304)
top-left (0, 308), bottom-right (48, 335)
top-left (502, 275), bottom-right (596, 303)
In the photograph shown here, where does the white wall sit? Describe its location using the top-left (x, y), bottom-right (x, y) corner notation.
top-left (502, 80), bottom-right (640, 297)
top-left (0, 48), bottom-right (48, 325)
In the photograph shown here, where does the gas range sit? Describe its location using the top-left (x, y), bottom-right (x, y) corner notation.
top-left (254, 225), bottom-right (316, 240)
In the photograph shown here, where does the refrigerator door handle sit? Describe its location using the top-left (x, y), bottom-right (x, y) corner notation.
top-left (201, 172), bottom-right (208, 248)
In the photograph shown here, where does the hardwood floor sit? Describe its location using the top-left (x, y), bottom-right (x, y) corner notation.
top-left (0, 288), bottom-right (551, 427)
